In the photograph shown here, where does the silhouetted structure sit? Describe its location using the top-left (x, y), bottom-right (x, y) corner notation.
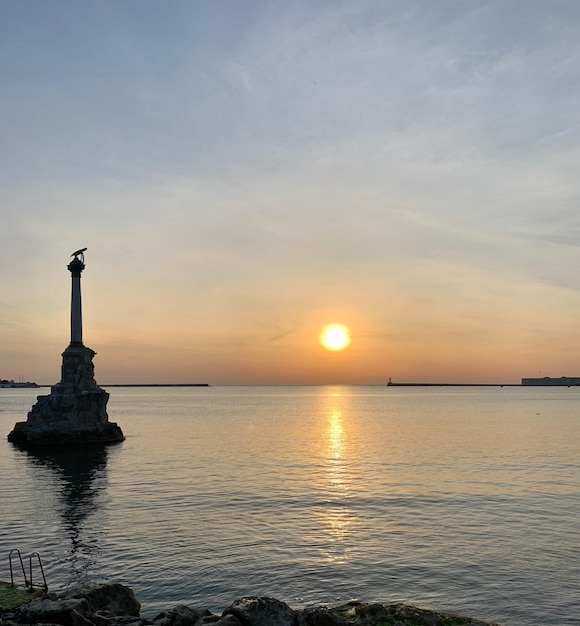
top-left (8, 249), bottom-right (125, 448)
top-left (522, 376), bottom-right (580, 386)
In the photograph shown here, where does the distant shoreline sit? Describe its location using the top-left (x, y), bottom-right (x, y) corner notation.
top-left (5, 381), bottom-right (580, 389)
top-left (103, 383), bottom-right (210, 387)
top-left (1, 383), bottom-right (210, 389)
top-left (0, 382), bottom-right (39, 388)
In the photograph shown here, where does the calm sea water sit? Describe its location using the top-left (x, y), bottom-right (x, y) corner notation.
top-left (0, 386), bottom-right (578, 625)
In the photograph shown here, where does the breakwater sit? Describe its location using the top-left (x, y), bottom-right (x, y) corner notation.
top-left (386, 381), bottom-right (519, 387)
top-left (2, 582), bottom-right (500, 626)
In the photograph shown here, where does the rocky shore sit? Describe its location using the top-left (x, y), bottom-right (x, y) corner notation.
top-left (1, 582), bottom-right (500, 626)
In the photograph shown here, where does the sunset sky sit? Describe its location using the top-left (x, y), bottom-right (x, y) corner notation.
top-left (2, 1), bottom-right (580, 385)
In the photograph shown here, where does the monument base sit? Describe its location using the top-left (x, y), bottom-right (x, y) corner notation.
top-left (7, 343), bottom-right (125, 449)
top-left (7, 421), bottom-right (125, 448)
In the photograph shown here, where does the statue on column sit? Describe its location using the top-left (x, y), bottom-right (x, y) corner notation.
top-left (7, 249), bottom-right (125, 448)
top-left (71, 248), bottom-right (87, 263)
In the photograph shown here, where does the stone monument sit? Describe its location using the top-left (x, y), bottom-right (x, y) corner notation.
top-left (8, 249), bottom-right (125, 448)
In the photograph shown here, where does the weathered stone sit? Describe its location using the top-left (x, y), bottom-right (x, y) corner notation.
top-left (386, 603), bottom-right (486, 626)
top-left (60, 583), bottom-right (140, 617)
top-left (223, 597), bottom-right (296, 626)
top-left (7, 345), bottom-right (124, 448)
top-left (297, 606), bottom-right (348, 626)
top-left (152, 604), bottom-right (212, 626)
top-left (93, 613), bottom-right (152, 626)
top-left (206, 615), bottom-right (244, 626)
top-left (194, 614), bottom-right (224, 625)
top-left (2, 581), bottom-right (500, 626)
top-left (329, 602), bottom-right (499, 626)
top-left (11, 593), bottom-right (94, 625)
top-left (331, 602), bottom-right (391, 625)
top-left (7, 421), bottom-right (125, 448)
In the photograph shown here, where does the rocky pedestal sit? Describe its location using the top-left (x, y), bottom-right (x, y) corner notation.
top-left (7, 344), bottom-right (125, 448)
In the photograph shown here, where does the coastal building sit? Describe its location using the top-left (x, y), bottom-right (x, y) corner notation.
top-left (7, 249), bottom-right (125, 448)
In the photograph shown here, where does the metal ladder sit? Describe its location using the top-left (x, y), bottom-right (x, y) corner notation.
top-left (8, 549), bottom-right (48, 592)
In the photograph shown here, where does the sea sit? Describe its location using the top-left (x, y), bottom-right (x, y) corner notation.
top-left (0, 385), bottom-right (578, 625)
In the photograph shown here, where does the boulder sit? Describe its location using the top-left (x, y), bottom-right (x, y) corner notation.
top-left (93, 614), bottom-right (151, 626)
top-left (152, 604), bottom-right (212, 626)
top-left (297, 606), bottom-right (348, 626)
top-left (10, 593), bottom-right (94, 625)
top-left (202, 615), bottom-right (244, 626)
top-left (223, 597), bottom-right (296, 626)
top-left (59, 582), bottom-right (140, 616)
top-left (330, 601), bottom-right (499, 626)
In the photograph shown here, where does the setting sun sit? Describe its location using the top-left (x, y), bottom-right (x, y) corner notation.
top-left (320, 324), bottom-right (351, 351)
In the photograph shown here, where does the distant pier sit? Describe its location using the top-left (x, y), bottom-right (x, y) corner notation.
top-left (103, 384), bottom-right (210, 387)
top-left (387, 381), bottom-right (519, 387)
top-left (521, 376), bottom-right (580, 386)
top-left (388, 376), bottom-right (580, 387)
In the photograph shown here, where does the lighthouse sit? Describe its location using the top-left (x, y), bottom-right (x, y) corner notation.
top-left (7, 249), bottom-right (125, 448)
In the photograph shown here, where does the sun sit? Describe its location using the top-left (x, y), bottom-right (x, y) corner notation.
top-left (320, 324), bottom-right (351, 351)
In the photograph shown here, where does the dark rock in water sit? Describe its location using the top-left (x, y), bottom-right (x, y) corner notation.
top-left (94, 617), bottom-right (151, 626)
top-left (208, 615), bottom-right (245, 626)
top-left (340, 602), bottom-right (389, 624)
top-left (59, 582), bottom-right (140, 617)
top-left (152, 606), bottom-right (243, 626)
top-left (331, 600), bottom-right (498, 625)
top-left (297, 606), bottom-right (349, 626)
top-left (6, 583), bottom-right (138, 626)
top-left (153, 604), bottom-right (213, 626)
top-left (7, 592), bottom-right (94, 625)
top-left (2, 583), bottom-right (501, 626)
top-left (223, 597), bottom-right (295, 626)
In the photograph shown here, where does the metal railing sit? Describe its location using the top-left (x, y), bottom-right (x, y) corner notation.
top-left (8, 549), bottom-right (47, 592)
top-left (28, 552), bottom-right (47, 592)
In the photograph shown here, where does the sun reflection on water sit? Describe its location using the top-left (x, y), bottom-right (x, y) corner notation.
top-left (328, 409), bottom-right (344, 454)
top-left (315, 391), bottom-right (359, 564)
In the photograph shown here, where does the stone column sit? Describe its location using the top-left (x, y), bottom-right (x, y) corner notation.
top-left (68, 251), bottom-right (85, 345)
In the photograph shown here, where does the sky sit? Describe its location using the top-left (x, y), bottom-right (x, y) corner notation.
top-left (2, 0), bottom-right (580, 385)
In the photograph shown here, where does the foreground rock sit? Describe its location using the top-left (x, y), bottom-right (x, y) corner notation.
top-left (1, 582), bottom-right (500, 626)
